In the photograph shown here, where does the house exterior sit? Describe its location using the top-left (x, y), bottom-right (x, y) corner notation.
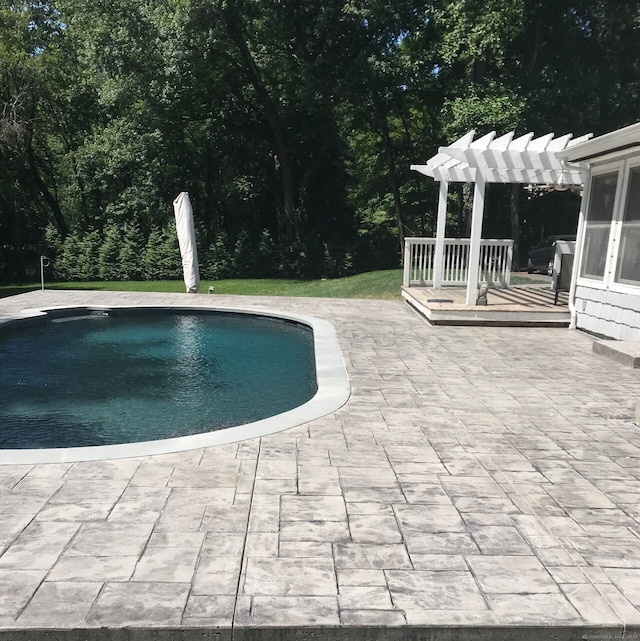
top-left (558, 123), bottom-right (640, 341)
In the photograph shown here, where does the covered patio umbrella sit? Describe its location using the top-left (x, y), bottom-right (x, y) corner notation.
top-left (173, 191), bottom-right (200, 293)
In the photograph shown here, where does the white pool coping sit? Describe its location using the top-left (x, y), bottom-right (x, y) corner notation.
top-left (0, 304), bottom-right (351, 464)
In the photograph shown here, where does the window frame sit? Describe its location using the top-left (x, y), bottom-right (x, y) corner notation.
top-left (613, 160), bottom-right (640, 289)
top-left (576, 161), bottom-right (624, 290)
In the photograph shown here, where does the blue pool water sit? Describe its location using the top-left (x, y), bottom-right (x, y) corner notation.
top-left (0, 310), bottom-right (317, 449)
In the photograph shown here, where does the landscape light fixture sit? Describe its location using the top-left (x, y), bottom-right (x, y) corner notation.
top-left (554, 162), bottom-right (569, 191)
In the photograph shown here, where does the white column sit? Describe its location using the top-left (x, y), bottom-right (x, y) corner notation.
top-left (568, 176), bottom-right (589, 329)
top-left (402, 238), bottom-right (411, 287)
top-left (433, 180), bottom-right (448, 289)
top-left (465, 172), bottom-right (486, 305)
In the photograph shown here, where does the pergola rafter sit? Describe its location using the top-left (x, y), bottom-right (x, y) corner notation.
top-left (411, 130), bottom-right (592, 185)
top-left (410, 129), bottom-right (593, 305)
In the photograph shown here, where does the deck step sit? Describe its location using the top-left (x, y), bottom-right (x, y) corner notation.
top-left (592, 340), bottom-right (640, 368)
top-left (402, 286), bottom-right (571, 327)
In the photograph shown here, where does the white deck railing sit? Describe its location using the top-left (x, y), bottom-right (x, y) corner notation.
top-left (403, 238), bottom-right (514, 288)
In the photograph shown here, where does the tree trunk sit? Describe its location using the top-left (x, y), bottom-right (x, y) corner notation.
top-left (461, 184), bottom-right (473, 237)
top-left (10, 196), bottom-right (25, 280)
top-left (377, 109), bottom-right (404, 263)
top-left (222, 7), bottom-right (298, 243)
top-left (457, 186), bottom-right (465, 236)
top-left (204, 145), bottom-right (217, 242)
top-left (510, 184), bottom-right (521, 271)
top-left (27, 147), bottom-right (67, 237)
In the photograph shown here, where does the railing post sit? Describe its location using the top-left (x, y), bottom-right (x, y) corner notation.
top-left (505, 240), bottom-right (513, 287)
top-left (402, 238), bottom-right (411, 287)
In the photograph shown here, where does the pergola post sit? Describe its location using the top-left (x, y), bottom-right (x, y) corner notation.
top-left (433, 180), bottom-right (448, 289)
top-left (465, 172), bottom-right (486, 305)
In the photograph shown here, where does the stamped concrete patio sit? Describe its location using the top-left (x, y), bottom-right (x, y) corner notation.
top-left (0, 289), bottom-right (639, 640)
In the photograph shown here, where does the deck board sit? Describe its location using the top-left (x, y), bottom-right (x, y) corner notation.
top-left (402, 285), bottom-right (571, 326)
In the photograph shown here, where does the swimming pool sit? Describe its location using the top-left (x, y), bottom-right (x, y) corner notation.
top-left (0, 305), bottom-right (350, 464)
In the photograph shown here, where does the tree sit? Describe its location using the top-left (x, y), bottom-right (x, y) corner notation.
top-left (119, 222), bottom-right (145, 280)
top-left (3, 0), bottom-right (640, 282)
top-left (142, 223), bottom-right (181, 280)
top-left (0, 2), bottom-right (69, 278)
top-left (98, 224), bottom-right (122, 280)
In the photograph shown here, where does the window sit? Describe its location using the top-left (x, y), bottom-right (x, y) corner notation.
top-left (580, 172), bottom-right (618, 280)
top-left (615, 166), bottom-right (640, 286)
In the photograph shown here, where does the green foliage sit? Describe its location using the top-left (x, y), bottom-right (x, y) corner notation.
top-left (159, 223), bottom-right (183, 280)
top-left (441, 83), bottom-right (527, 140)
top-left (53, 233), bottom-right (80, 281)
top-left (118, 222), bottom-right (145, 280)
top-left (438, 0), bottom-right (525, 70)
top-left (55, 231), bottom-right (101, 281)
top-left (44, 225), bottom-right (63, 258)
top-left (256, 230), bottom-right (280, 277)
top-left (142, 224), bottom-right (181, 280)
top-left (98, 224), bottom-right (122, 281)
top-left (232, 230), bottom-right (259, 279)
top-left (77, 230), bottom-right (101, 280)
top-left (201, 233), bottom-right (233, 280)
top-left (142, 228), bottom-right (165, 281)
top-left (3, 0), bottom-right (640, 284)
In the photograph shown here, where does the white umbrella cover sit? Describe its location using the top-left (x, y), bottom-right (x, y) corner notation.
top-left (173, 191), bottom-right (200, 293)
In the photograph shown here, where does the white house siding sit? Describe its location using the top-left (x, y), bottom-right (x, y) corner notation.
top-left (575, 285), bottom-right (640, 340)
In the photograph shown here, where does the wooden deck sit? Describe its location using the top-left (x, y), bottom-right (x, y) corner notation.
top-left (402, 284), bottom-right (571, 326)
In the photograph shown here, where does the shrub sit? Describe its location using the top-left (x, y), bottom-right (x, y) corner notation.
top-left (77, 230), bottom-right (101, 280)
top-left (119, 222), bottom-right (144, 280)
top-left (55, 232), bottom-right (82, 281)
top-left (98, 224), bottom-right (122, 280)
top-left (201, 232), bottom-right (233, 280)
top-left (143, 224), bottom-right (181, 280)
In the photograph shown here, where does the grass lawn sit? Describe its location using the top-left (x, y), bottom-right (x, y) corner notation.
top-left (0, 269), bottom-right (546, 300)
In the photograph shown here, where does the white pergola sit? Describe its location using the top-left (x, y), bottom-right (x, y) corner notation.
top-left (410, 129), bottom-right (593, 305)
